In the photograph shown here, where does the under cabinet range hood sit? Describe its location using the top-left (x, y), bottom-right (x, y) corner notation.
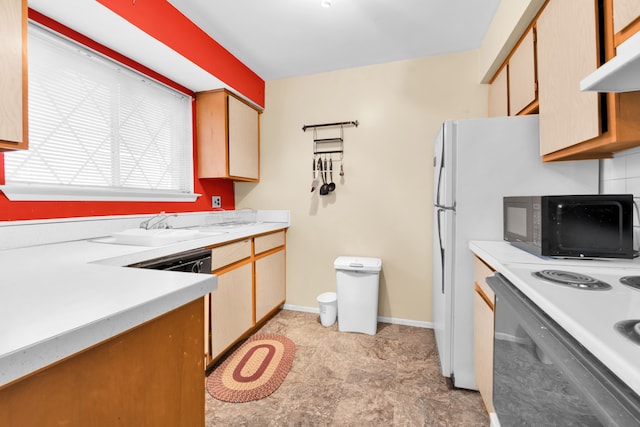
top-left (581, 31), bottom-right (640, 92)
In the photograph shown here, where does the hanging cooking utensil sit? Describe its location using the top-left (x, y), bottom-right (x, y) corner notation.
top-left (319, 156), bottom-right (329, 195)
top-left (310, 156), bottom-right (319, 192)
top-left (339, 153), bottom-right (345, 177)
top-left (328, 157), bottom-right (336, 192)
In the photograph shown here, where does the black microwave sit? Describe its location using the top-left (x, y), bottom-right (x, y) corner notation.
top-left (503, 195), bottom-right (635, 259)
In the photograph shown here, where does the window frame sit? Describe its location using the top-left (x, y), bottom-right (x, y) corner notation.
top-left (0, 21), bottom-right (199, 202)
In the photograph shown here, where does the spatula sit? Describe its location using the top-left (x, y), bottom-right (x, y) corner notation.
top-left (310, 157), bottom-right (319, 192)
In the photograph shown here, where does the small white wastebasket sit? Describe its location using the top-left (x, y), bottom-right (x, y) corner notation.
top-left (335, 256), bottom-right (382, 335)
top-left (317, 292), bottom-right (337, 327)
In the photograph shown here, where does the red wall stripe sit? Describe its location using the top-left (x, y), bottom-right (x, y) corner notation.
top-left (29, 9), bottom-right (194, 97)
top-left (0, 12), bottom-right (235, 221)
top-left (97, 0), bottom-right (265, 108)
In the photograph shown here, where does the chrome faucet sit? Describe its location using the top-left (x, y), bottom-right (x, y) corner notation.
top-left (139, 211), bottom-right (177, 230)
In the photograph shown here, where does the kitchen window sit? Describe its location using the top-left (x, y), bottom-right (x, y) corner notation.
top-left (1, 23), bottom-right (197, 202)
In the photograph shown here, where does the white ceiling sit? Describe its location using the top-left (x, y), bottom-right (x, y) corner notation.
top-left (28, 0), bottom-right (500, 93)
top-left (168, 0), bottom-right (501, 81)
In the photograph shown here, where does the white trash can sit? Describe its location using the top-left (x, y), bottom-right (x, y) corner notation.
top-left (335, 256), bottom-right (382, 335)
top-left (317, 292), bottom-right (337, 327)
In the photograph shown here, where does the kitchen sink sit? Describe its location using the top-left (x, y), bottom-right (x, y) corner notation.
top-left (109, 228), bottom-right (223, 247)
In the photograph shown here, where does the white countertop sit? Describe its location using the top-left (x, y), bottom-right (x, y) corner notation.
top-left (470, 240), bottom-right (640, 396)
top-left (0, 218), bottom-right (288, 388)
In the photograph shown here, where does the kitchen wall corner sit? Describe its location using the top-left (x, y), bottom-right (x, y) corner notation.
top-left (235, 50), bottom-right (488, 323)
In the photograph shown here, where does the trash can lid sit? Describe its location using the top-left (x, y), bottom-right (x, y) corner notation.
top-left (334, 256), bottom-right (382, 272)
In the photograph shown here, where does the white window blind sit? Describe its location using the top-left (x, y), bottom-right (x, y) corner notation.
top-left (1, 23), bottom-right (197, 202)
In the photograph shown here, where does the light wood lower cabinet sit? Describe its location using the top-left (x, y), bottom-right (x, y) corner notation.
top-left (210, 263), bottom-right (253, 358)
top-left (474, 256), bottom-right (495, 414)
top-left (0, 299), bottom-right (205, 427)
top-left (255, 250), bottom-right (286, 322)
top-left (206, 229), bottom-right (287, 366)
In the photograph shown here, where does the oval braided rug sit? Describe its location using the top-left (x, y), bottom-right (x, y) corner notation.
top-left (206, 334), bottom-right (296, 403)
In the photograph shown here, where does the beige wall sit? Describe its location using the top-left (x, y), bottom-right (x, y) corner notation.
top-left (236, 50), bottom-right (487, 323)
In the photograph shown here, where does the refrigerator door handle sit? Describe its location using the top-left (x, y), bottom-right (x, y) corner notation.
top-left (436, 207), bottom-right (446, 294)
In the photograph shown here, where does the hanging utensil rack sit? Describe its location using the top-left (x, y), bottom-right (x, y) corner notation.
top-left (302, 120), bottom-right (358, 155)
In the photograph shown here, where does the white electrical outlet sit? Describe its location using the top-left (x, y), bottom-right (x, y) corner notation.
top-left (212, 196), bottom-right (221, 208)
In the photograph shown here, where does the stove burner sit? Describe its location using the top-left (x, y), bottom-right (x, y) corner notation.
top-left (532, 270), bottom-right (612, 290)
top-left (614, 320), bottom-right (640, 346)
top-left (620, 276), bottom-right (640, 290)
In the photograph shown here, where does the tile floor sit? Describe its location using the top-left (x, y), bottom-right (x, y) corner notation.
top-left (205, 309), bottom-right (490, 426)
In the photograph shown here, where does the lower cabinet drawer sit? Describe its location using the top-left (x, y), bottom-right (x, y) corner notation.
top-left (254, 230), bottom-right (285, 255)
top-left (210, 239), bottom-right (251, 271)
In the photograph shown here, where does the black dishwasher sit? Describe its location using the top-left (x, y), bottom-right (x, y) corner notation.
top-left (129, 248), bottom-right (212, 273)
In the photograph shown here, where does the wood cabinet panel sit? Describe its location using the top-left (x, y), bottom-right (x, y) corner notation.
top-left (255, 250), bottom-right (286, 322)
top-left (613, 0), bottom-right (640, 40)
top-left (488, 66), bottom-right (508, 117)
top-left (473, 257), bottom-right (495, 303)
top-left (474, 256), bottom-right (495, 414)
top-left (210, 238), bottom-right (251, 271)
top-left (0, 299), bottom-right (204, 427)
top-left (474, 289), bottom-right (495, 413)
top-left (537, 0), bottom-right (600, 156)
top-left (254, 230), bottom-right (285, 254)
top-left (0, 0), bottom-right (27, 150)
top-left (210, 263), bottom-right (253, 359)
top-left (508, 28), bottom-right (536, 116)
top-left (196, 89), bottom-right (260, 181)
top-left (228, 95), bottom-right (259, 180)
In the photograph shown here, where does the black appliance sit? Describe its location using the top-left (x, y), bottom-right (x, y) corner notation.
top-left (129, 248), bottom-right (212, 273)
top-left (488, 273), bottom-right (640, 426)
top-left (503, 194), bottom-right (635, 259)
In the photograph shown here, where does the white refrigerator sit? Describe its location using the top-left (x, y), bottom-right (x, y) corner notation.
top-left (432, 115), bottom-right (599, 390)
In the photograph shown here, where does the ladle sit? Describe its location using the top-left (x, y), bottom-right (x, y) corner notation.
top-left (328, 158), bottom-right (336, 192)
top-left (319, 157), bottom-right (329, 195)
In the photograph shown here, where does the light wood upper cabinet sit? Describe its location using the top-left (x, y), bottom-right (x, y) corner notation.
top-left (613, 0), bottom-right (640, 45)
top-left (508, 28), bottom-right (537, 116)
top-left (488, 66), bottom-right (508, 117)
top-left (534, 0), bottom-right (640, 161)
top-left (196, 89), bottom-right (260, 181)
top-left (537, 0), bottom-right (600, 156)
top-left (0, 0), bottom-right (28, 151)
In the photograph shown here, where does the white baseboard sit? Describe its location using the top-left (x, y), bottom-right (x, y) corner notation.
top-left (281, 304), bottom-right (433, 329)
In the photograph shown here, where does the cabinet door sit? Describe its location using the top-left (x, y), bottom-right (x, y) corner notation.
top-left (228, 96), bottom-right (259, 180)
top-left (537, 0), bottom-right (600, 156)
top-left (613, 0), bottom-right (640, 41)
top-left (255, 250), bottom-right (285, 322)
top-left (0, 0), bottom-right (27, 150)
top-left (210, 263), bottom-right (253, 359)
top-left (488, 66), bottom-right (508, 117)
top-left (474, 290), bottom-right (494, 413)
top-left (508, 28), bottom-right (536, 115)
top-left (474, 257), bottom-right (495, 413)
